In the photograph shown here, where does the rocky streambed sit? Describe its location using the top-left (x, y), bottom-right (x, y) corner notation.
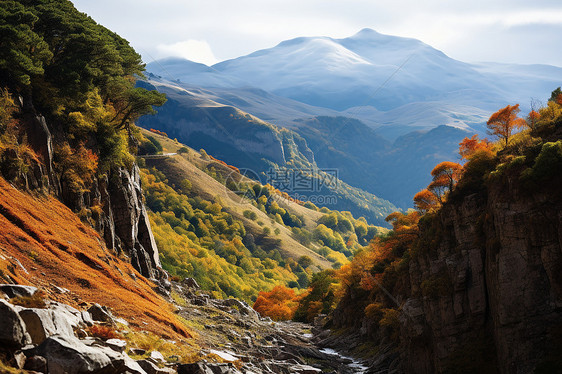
top-left (0, 281), bottom-right (371, 374)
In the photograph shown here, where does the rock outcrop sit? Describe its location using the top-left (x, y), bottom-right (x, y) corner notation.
top-left (0, 299), bottom-right (31, 349)
top-left (0, 109), bottom-right (162, 280)
top-left (329, 167), bottom-right (562, 373)
top-left (108, 165), bottom-right (161, 278)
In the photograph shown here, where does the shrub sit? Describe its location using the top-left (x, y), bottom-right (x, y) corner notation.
top-left (10, 291), bottom-right (47, 309)
top-left (88, 325), bottom-right (120, 340)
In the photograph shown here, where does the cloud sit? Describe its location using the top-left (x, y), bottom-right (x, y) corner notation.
top-left (71, 0), bottom-right (562, 66)
top-left (155, 40), bottom-right (218, 66)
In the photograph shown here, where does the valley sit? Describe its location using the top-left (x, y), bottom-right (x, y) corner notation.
top-left (0, 1), bottom-right (561, 373)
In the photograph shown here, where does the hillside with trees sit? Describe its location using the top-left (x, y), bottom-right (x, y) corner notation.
top-left (136, 129), bottom-right (387, 301)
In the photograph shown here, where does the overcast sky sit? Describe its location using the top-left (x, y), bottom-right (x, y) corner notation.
top-left (71, 0), bottom-right (562, 67)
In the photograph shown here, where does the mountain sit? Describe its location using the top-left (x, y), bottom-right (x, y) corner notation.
top-left (144, 30), bottom-right (561, 208)
top-left (137, 80), bottom-right (398, 224)
top-left (148, 29), bottom-right (561, 136)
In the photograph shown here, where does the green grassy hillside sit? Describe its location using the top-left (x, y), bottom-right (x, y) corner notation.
top-left (138, 128), bottom-right (388, 301)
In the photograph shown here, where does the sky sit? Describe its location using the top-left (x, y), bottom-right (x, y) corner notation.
top-left (71, 0), bottom-right (562, 67)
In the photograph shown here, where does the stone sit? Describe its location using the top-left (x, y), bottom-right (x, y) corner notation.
top-left (182, 278), bottom-right (200, 289)
top-left (34, 335), bottom-right (113, 374)
top-left (87, 304), bottom-right (114, 324)
top-left (177, 362), bottom-right (242, 374)
top-left (220, 299), bottom-right (260, 322)
top-left (0, 299), bottom-right (31, 349)
top-left (18, 308), bottom-right (74, 344)
top-left (23, 355), bottom-right (47, 373)
top-left (13, 351), bottom-right (26, 369)
top-left (137, 359), bottom-right (176, 374)
top-left (177, 362), bottom-right (214, 374)
top-left (33, 335), bottom-right (148, 374)
top-left (105, 338), bottom-right (127, 353)
top-left (129, 348), bottom-right (147, 356)
top-left (0, 284), bottom-right (38, 298)
top-left (292, 365), bottom-right (322, 374)
top-left (81, 311), bottom-right (94, 326)
top-left (149, 350), bottom-right (165, 363)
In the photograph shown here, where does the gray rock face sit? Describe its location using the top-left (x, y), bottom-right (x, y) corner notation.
top-left (87, 304), bottom-right (115, 324)
top-left (0, 284), bottom-right (38, 298)
top-left (33, 335), bottom-right (148, 374)
top-left (329, 171), bottom-right (562, 373)
top-left (18, 308), bottom-right (74, 344)
top-left (177, 362), bottom-right (241, 374)
top-left (137, 359), bottom-right (176, 374)
top-left (109, 165), bottom-right (161, 278)
top-left (0, 299), bottom-right (31, 349)
top-left (33, 335), bottom-right (112, 374)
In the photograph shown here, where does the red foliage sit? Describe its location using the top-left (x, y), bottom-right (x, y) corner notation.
top-left (428, 161), bottom-right (463, 202)
top-left (527, 110), bottom-right (541, 130)
top-left (413, 188), bottom-right (440, 213)
top-left (208, 155), bottom-right (240, 173)
top-left (88, 325), bottom-right (120, 340)
top-left (459, 135), bottom-right (493, 160)
top-left (487, 104), bottom-right (527, 146)
top-left (149, 128), bottom-right (168, 137)
top-left (253, 285), bottom-right (301, 321)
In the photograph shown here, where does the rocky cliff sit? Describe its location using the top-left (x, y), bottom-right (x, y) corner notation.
top-left (328, 133), bottom-right (562, 373)
top-left (401, 172), bottom-right (562, 373)
top-left (1, 110), bottom-right (162, 281)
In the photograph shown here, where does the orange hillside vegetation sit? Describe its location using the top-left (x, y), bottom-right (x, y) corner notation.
top-left (0, 177), bottom-right (191, 341)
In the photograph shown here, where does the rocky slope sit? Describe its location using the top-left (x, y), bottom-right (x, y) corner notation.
top-left (0, 279), bottom-right (368, 374)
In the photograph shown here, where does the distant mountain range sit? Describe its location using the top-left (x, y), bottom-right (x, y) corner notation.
top-left (141, 29), bottom-right (562, 210)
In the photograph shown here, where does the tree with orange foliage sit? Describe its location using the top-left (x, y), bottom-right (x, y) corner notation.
top-left (459, 135), bottom-right (493, 160)
top-left (487, 104), bottom-right (527, 147)
top-left (413, 188), bottom-right (440, 213)
top-left (253, 285), bottom-right (300, 321)
top-left (428, 161), bottom-right (462, 202)
top-left (527, 110), bottom-right (541, 130)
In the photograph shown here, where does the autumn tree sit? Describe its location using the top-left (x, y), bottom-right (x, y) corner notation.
top-left (428, 161), bottom-right (462, 203)
top-left (486, 104), bottom-right (527, 147)
top-left (459, 135), bottom-right (493, 160)
top-left (527, 110), bottom-right (541, 130)
top-left (253, 285), bottom-right (300, 321)
top-left (413, 189), bottom-right (440, 213)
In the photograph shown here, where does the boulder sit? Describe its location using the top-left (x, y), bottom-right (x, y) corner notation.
top-left (33, 335), bottom-right (148, 374)
top-left (49, 302), bottom-right (86, 328)
top-left (23, 355), bottom-right (47, 373)
top-left (18, 308), bottom-right (74, 344)
top-left (87, 304), bottom-right (114, 324)
top-left (34, 335), bottom-right (112, 374)
top-left (137, 359), bottom-right (176, 374)
top-left (177, 362), bottom-right (242, 374)
top-left (0, 299), bottom-right (31, 349)
top-left (149, 350), bottom-right (166, 363)
top-left (105, 339), bottom-right (127, 353)
top-left (219, 299), bottom-right (260, 322)
top-left (0, 284), bottom-right (38, 298)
